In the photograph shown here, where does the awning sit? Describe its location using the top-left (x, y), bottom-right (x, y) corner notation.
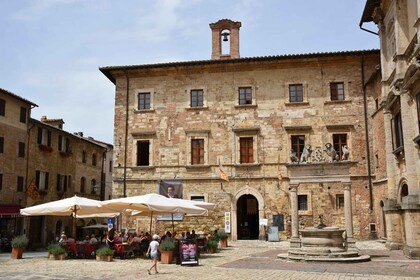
top-left (0, 204), bottom-right (22, 218)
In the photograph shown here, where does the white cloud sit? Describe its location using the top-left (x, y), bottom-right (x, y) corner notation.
top-left (10, 0), bottom-right (84, 21)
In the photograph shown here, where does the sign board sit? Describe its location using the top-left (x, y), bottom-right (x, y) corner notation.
top-left (156, 213), bottom-right (184, 221)
top-left (268, 226), bottom-right (279, 242)
top-left (180, 239), bottom-right (198, 265)
top-left (259, 218), bottom-right (268, 226)
top-left (224, 212), bottom-right (231, 233)
top-left (107, 218), bottom-right (113, 231)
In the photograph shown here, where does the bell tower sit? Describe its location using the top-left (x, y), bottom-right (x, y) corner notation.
top-left (209, 19), bottom-right (241, 60)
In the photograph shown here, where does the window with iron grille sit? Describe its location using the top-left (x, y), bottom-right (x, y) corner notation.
top-left (136, 140), bottom-right (150, 166)
top-left (20, 107), bottom-right (27, 123)
top-left (36, 170), bottom-right (49, 190)
top-left (239, 87), bottom-right (252, 105)
top-left (333, 134), bottom-right (347, 160)
top-left (291, 135), bottom-right (305, 161)
top-left (18, 142), bottom-right (25, 158)
top-left (190, 89), bottom-right (204, 107)
top-left (17, 176), bottom-right (24, 192)
top-left (289, 84), bottom-right (303, 103)
top-left (0, 98), bottom-right (5, 116)
top-left (240, 137), bottom-right (254, 163)
top-left (298, 195), bottom-right (308, 211)
top-left (330, 82), bottom-right (345, 101)
top-left (336, 194), bottom-right (344, 209)
top-left (138, 92), bottom-right (151, 110)
top-left (191, 139), bottom-right (204, 165)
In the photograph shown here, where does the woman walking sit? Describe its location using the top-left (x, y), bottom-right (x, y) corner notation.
top-left (146, 234), bottom-right (160, 275)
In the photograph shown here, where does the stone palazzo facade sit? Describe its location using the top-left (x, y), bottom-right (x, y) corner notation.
top-left (361, 0), bottom-right (420, 258)
top-left (101, 19), bottom-right (384, 242)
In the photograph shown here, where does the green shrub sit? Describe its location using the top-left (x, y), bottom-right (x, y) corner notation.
top-left (218, 229), bottom-right (228, 240)
top-left (207, 239), bottom-right (218, 249)
top-left (96, 246), bottom-right (114, 256)
top-left (47, 244), bottom-right (66, 255)
top-left (160, 239), bottom-right (175, 251)
top-left (11, 235), bottom-right (29, 248)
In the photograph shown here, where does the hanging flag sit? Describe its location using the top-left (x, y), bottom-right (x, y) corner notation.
top-left (26, 179), bottom-right (39, 201)
top-left (219, 166), bottom-right (229, 182)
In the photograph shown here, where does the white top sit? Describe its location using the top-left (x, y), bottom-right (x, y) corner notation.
top-left (149, 240), bottom-right (159, 255)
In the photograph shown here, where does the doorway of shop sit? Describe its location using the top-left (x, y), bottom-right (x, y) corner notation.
top-left (237, 194), bottom-right (259, 239)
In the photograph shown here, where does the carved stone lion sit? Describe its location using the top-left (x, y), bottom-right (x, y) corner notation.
top-left (299, 144), bottom-right (312, 163)
top-left (290, 149), bottom-right (298, 163)
top-left (324, 143), bottom-right (339, 162)
top-left (342, 145), bottom-right (349, 160)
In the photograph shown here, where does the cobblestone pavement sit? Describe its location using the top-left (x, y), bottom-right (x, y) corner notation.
top-left (0, 240), bottom-right (418, 280)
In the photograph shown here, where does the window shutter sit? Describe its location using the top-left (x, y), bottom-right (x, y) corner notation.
top-left (57, 174), bottom-right (61, 192)
top-left (64, 176), bottom-right (68, 192)
top-left (45, 172), bottom-right (49, 190)
top-left (37, 128), bottom-right (42, 144)
top-left (35, 171), bottom-right (40, 188)
top-left (47, 131), bottom-right (52, 146)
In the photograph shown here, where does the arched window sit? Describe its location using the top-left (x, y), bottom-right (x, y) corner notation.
top-left (91, 179), bottom-right (96, 194)
top-left (92, 154), bottom-right (97, 166)
top-left (221, 29), bottom-right (230, 55)
top-left (401, 184), bottom-right (409, 198)
top-left (80, 177), bottom-right (86, 193)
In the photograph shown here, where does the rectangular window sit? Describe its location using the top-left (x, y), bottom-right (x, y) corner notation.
top-left (190, 89), bottom-right (204, 107)
top-left (18, 142), bottom-right (25, 158)
top-left (92, 154), bottom-right (97, 166)
top-left (0, 173), bottom-right (3, 191)
top-left (393, 111), bottom-right (404, 149)
top-left (82, 150), bottom-right (87, 163)
top-left (333, 134), bottom-right (347, 160)
top-left (336, 194), bottom-right (344, 209)
top-left (20, 107), bottom-right (27, 123)
top-left (239, 137), bottom-right (254, 163)
top-left (0, 98), bottom-right (5, 116)
top-left (37, 128), bottom-right (51, 146)
top-left (56, 174), bottom-right (69, 192)
top-left (190, 195), bottom-right (205, 201)
top-left (58, 136), bottom-right (70, 153)
top-left (291, 135), bottom-right (305, 161)
top-left (136, 140), bottom-right (150, 166)
top-left (35, 170), bottom-right (49, 190)
top-left (109, 160), bottom-right (113, 172)
top-left (239, 87), bottom-right (252, 105)
top-left (298, 195), bottom-right (308, 211)
top-left (191, 139), bottom-right (204, 165)
top-left (138, 92), bottom-right (151, 110)
top-left (330, 82), bottom-right (345, 101)
top-left (17, 176), bottom-right (24, 192)
top-left (289, 84), bottom-right (303, 103)
top-left (0, 136), bottom-right (3, 153)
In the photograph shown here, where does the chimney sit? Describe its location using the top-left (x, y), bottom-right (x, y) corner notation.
top-left (209, 19), bottom-right (241, 60)
top-left (40, 116), bottom-right (64, 129)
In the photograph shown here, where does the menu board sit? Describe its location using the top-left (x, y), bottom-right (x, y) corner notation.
top-left (179, 239), bottom-right (198, 265)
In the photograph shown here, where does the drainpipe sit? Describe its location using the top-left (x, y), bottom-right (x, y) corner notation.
top-left (361, 54), bottom-right (374, 212)
top-left (123, 74), bottom-right (129, 198)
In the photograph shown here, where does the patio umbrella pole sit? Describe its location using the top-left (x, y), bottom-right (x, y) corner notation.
top-left (149, 211), bottom-right (153, 234)
top-left (171, 213), bottom-right (174, 233)
top-left (73, 206), bottom-right (77, 238)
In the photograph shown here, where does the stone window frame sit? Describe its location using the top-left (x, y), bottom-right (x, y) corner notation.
top-left (297, 191), bottom-right (312, 216)
top-left (388, 96), bottom-right (404, 155)
top-left (187, 193), bottom-right (209, 216)
top-left (285, 82), bottom-right (309, 105)
top-left (134, 88), bottom-right (154, 112)
top-left (326, 125), bottom-right (353, 161)
top-left (185, 86), bottom-right (208, 110)
top-left (235, 85), bottom-right (257, 107)
top-left (335, 194), bottom-right (345, 210)
top-left (131, 131), bottom-right (156, 168)
top-left (185, 130), bottom-right (210, 167)
top-left (232, 128), bottom-right (260, 165)
top-left (284, 126), bottom-right (311, 163)
top-left (329, 82), bottom-right (345, 101)
top-left (332, 133), bottom-right (348, 160)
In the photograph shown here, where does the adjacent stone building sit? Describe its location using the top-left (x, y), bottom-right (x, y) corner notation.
top-left (101, 19), bottom-right (384, 241)
top-left (361, 0), bottom-right (420, 258)
top-left (0, 88), bottom-right (37, 239)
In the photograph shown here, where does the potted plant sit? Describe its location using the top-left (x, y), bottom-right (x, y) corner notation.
top-left (11, 235), bottom-right (29, 259)
top-left (159, 239), bottom-right (175, 264)
top-left (218, 229), bottom-right (228, 248)
top-left (206, 240), bottom-right (218, 253)
top-left (47, 244), bottom-right (66, 260)
top-left (95, 246), bottom-right (114, 262)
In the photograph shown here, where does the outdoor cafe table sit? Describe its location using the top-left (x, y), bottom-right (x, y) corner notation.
top-left (114, 243), bottom-right (133, 258)
top-left (63, 243), bottom-right (95, 258)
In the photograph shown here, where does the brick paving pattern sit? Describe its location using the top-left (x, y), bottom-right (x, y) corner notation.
top-left (0, 240), bottom-right (418, 280)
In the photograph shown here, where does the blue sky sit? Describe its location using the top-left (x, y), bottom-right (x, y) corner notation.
top-left (0, 0), bottom-right (378, 144)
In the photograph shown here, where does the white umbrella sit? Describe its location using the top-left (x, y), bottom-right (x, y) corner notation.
top-left (83, 224), bottom-right (108, 229)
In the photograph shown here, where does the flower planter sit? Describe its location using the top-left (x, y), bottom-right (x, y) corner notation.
top-left (96, 255), bottom-right (113, 262)
top-left (160, 250), bottom-right (173, 264)
top-left (220, 238), bottom-right (228, 248)
top-left (11, 247), bottom-right (24, 259)
top-left (49, 254), bottom-right (66, 260)
top-left (207, 247), bottom-right (217, 254)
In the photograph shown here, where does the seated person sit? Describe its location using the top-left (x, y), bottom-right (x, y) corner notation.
top-left (89, 234), bottom-right (98, 244)
top-left (190, 230), bottom-right (197, 239)
top-left (66, 235), bottom-right (76, 244)
top-left (58, 231), bottom-right (67, 244)
top-left (83, 235), bottom-right (90, 243)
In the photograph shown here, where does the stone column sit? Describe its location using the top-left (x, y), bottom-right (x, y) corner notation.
top-left (289, 184), bottom-right (301, 248)
top-left (383, 111), bottom-right (397, 198)
top-left (343, 183), bottom-right (355, 248)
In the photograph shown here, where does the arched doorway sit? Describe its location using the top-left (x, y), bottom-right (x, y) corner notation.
top-left (237, 194), bottom-right (259, 239)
